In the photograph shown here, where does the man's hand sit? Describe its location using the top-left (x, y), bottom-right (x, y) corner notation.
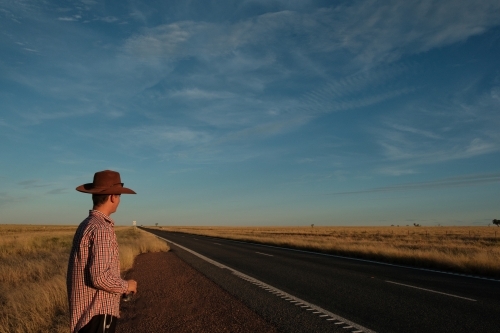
top-left (127, 279), bottom-right (137, 294)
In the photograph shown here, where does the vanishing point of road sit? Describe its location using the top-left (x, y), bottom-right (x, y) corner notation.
top-left (143, 228), bottom-right (500, 333)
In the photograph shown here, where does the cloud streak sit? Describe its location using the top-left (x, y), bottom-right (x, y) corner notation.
top-left (328, 172), bottom-right (500, 195)
top-left (18, 180), bottom-right (50, 189)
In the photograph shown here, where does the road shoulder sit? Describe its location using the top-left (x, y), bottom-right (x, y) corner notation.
top-left (117, 251), bottom-right (279, 333)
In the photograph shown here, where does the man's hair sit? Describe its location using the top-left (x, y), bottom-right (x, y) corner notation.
top-left (92, 194), bottom-right (110, 207)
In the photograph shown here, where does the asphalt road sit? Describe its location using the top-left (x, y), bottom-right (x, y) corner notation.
top-left (142, 228), bottom-right (500, 333)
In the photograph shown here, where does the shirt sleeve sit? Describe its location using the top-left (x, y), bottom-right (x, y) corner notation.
top-left (88, 227), bottom-right (128, 294)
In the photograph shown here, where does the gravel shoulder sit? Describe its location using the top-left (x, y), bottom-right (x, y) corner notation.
top-left (117, 251), bottom-right (279, 333)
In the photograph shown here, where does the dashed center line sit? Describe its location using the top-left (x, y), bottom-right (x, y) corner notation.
top-left (386, 280), bottom-right (477, 302)
top-left (255, 251), bottom-right (274, 257)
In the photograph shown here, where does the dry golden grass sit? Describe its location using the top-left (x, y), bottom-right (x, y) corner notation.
top-left (116, 226), bottom-right (170, 272)
top-left (0, 225), bottom-right (169, 333)
top-left (151, 225), bottom-right (500, 278)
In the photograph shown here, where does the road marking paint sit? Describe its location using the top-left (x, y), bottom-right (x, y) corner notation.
top-left (155, 235), bottom-right (377, 333)
top-left (255, 251), bottom-right (274, 257)
top-left (326, 318), bottom-right (335, 321)
top-left (335, 322), bottom-right (344, 325)
top-left (312, 311), bottom-right (321, 313)
top-left (215, 237), bottom-right (500, 283)
top-left (385, 280), bottom-right (477, 302)
top-left (306, 309), bottom-right (314, 311)
top-left (319, 315), bottom-right (329, 317)
top-left (343, 326), bottom-right (353, 329)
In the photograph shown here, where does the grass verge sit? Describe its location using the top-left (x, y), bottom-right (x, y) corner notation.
top-left (0, 225), bottom-right (169, 333)
top-left (150, 226), bottom-right (500, 278)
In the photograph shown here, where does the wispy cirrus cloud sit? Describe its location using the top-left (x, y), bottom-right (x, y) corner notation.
top-left (58, 16), bottom-right (79, 21)
top-left (373, 84), bottom-right (500, 168)
top-left (0, 192), bottom-right (23, 207)
top-left (123, 125), bottom-right (212, 148)
top-left (332, 0), bottom-right (500, 65)
top-left (168, 88), bottom-right (236, 100)
top-left (46, 188), bottom-right (67, 195)
top-left (122, 1), bottom-right (500, 67)
top-left (378, 132), bottom-right (498, 165)
top-left (327, 172), bottom-right (500, 195)
top-left (18, 179), bottom-right (50, 188)
top-left (19, 107), bottom-right (98, 125)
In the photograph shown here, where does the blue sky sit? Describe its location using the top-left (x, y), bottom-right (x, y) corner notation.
top-left (1, 0), bottom-right (499, 226)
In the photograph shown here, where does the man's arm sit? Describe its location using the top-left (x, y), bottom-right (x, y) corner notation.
top-left (88, 228), bottom-right (129, 294)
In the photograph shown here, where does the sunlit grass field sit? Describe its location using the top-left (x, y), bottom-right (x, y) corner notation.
top-left (0, 225), bottom-right (169, 333)
top-left (150, 225), bottom-right (500, 278)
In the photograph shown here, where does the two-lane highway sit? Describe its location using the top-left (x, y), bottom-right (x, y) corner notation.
top-left (144, 229), bottom-right (500, 333)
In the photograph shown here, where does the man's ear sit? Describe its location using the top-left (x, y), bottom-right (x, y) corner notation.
top-left (109, 194), bottom-right (118, 203)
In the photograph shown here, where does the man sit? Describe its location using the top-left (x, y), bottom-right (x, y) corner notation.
top-left (67, 170), bottom-right (138, 333)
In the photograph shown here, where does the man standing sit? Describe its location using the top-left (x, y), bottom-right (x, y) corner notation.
top-left (67, 170), bottom-right (138, 333)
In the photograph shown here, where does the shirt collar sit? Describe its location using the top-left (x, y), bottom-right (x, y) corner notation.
top-left (89, 209), bottom-right (115, 226)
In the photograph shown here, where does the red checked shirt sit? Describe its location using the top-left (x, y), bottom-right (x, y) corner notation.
top-left (67, 210), bottom-right (128, 333)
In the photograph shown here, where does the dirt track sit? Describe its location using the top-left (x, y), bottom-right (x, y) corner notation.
top-left (117, 251), bottom-right (279, 333)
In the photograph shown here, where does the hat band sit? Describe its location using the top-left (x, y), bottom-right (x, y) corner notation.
top-left (92, 182), bottom-right (124, 189)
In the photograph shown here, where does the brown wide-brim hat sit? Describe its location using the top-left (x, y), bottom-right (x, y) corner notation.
top-left (76, 170), bottom-right (136, 194)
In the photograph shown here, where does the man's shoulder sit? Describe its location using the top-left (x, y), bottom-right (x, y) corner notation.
top-left (78, 212), bottom-right (112, 234)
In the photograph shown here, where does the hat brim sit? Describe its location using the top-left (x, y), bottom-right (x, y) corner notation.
top-left (76, 183), bottom-right (136, 194)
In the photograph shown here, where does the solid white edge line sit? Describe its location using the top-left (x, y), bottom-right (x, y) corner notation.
top-left (156, 235), bottom-right (377, 333)
top-left (198, 235), bottom-right (500, 283)
top-left (385, 280), bottom-right (477, 302)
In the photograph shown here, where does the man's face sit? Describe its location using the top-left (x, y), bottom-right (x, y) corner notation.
top-left (111, 194), bottom-right (121, 214)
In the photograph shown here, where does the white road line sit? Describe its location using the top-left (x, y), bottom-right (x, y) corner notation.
top-left (155, 235), bottom-right (377, 333)
top-left (385, 280), bottom-right (477, 302)
top-left (216, 237), bottom-right (500, 283)
top-left (255, 251), bottom-right (274, 257)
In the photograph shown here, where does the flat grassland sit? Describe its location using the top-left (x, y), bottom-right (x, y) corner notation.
top-left (0, 225), bottom-right (169, 333)
top-left (152, 226), bottom-right (500, 278)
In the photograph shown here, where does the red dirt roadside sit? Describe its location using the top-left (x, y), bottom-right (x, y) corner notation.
top-left (117, 251), bottom-right (279, 333)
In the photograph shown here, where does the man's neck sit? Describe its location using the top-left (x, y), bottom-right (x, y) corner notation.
top-left (93, 206), bottom-right (113, 217)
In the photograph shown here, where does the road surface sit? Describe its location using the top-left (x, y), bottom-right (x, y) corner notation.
top-left (143, 228), bottom-right (500, 333)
